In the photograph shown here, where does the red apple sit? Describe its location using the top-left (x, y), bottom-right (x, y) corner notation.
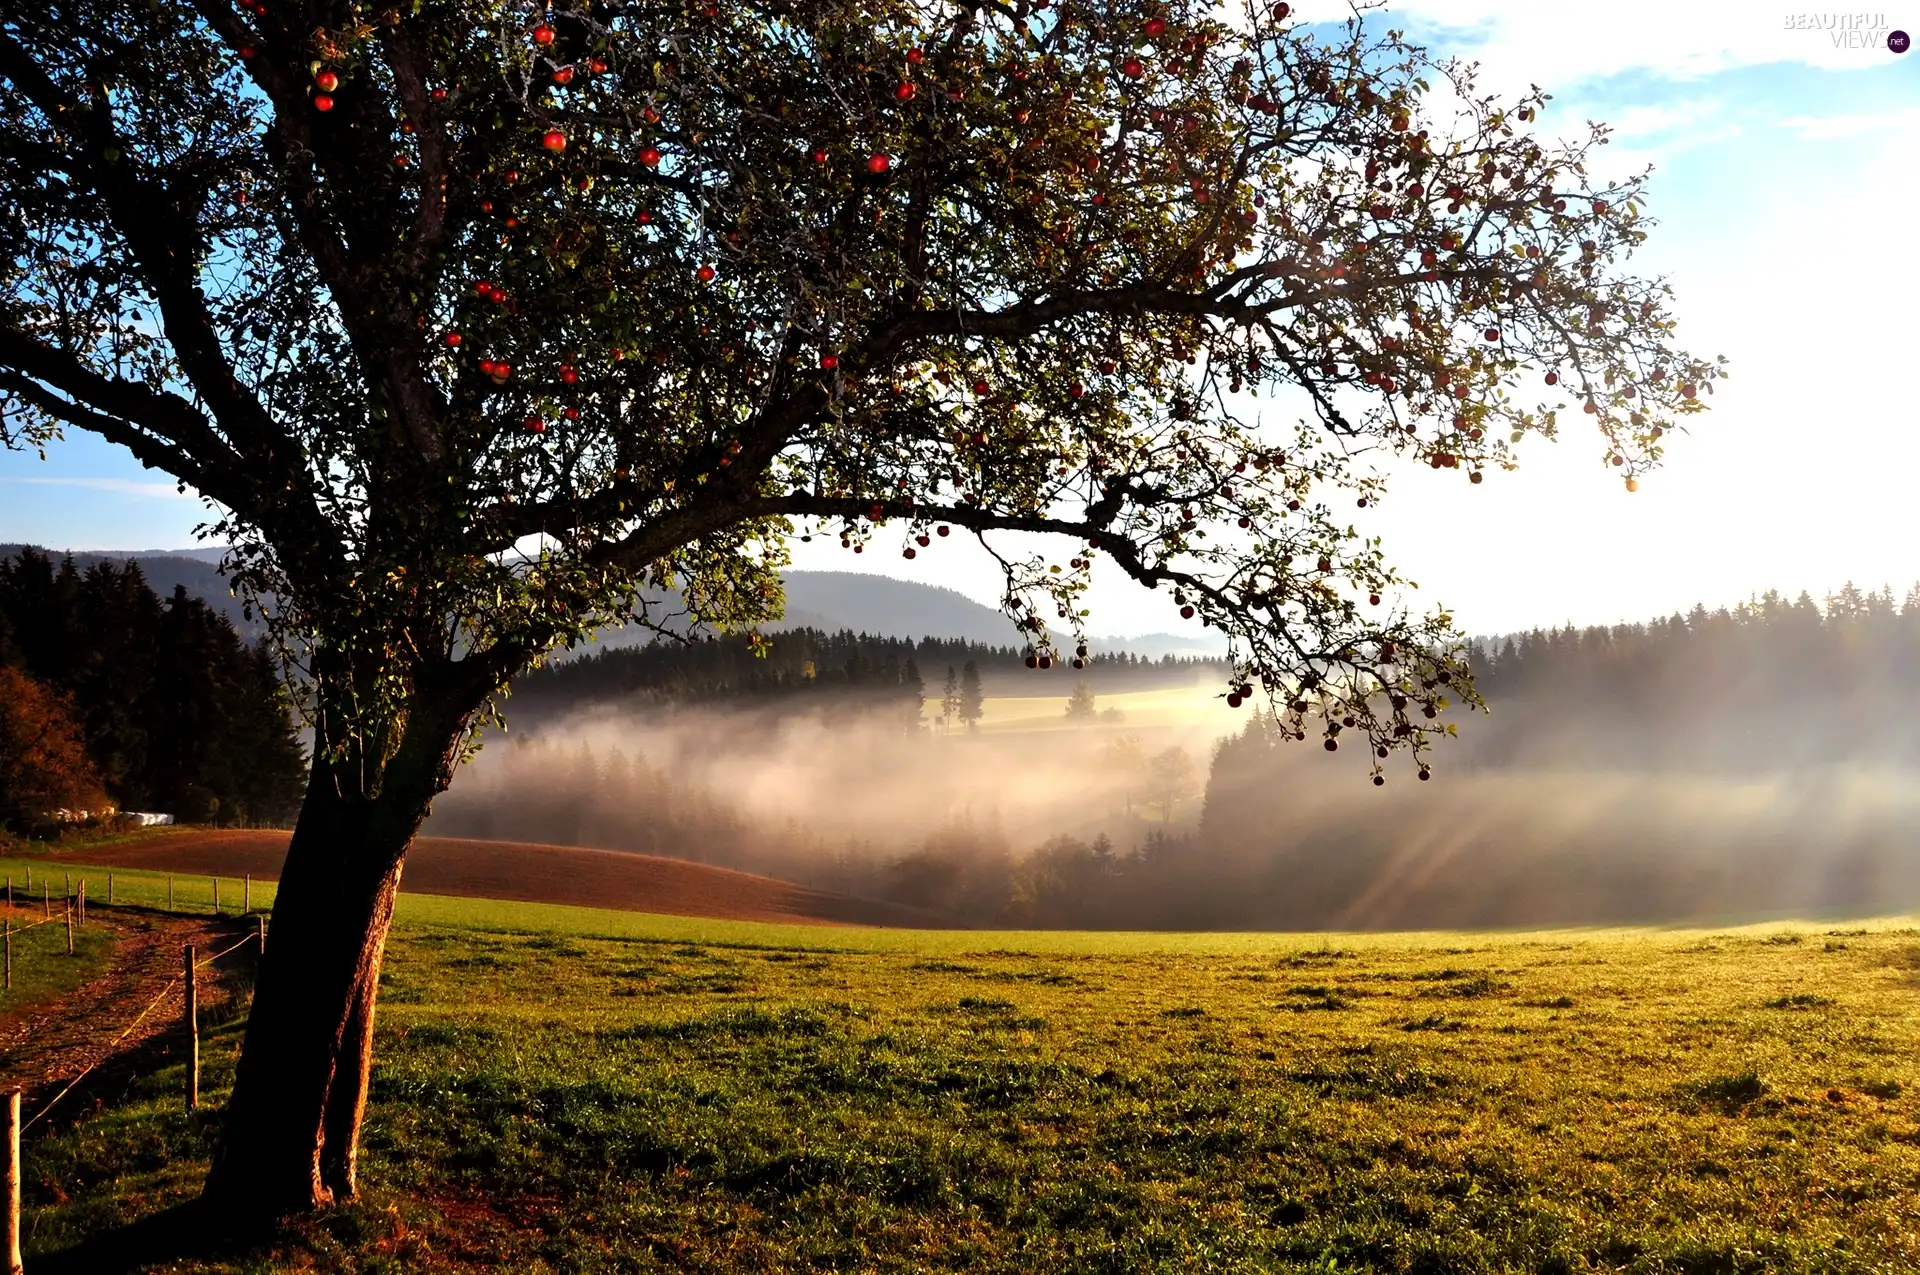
top-left (542, 129), bottom-right (566, 152)
top-left (314, 70), bottom-right (339, 92)
top-left (532, 22), bottom-right (555, 44)
top-left (867, 152), bottom-right (891, 173)
top-left (313, 93), bottom-right (335, 112)
top-left (640, 145), bottom-right (661, 167)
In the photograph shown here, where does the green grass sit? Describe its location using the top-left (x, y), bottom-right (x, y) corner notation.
top-left (0, 858), bottom-right (272, 922)
top-left (0, 908), bottom-right (113, 1022)
top-left (16, 909), bottom-right (1920, 1272)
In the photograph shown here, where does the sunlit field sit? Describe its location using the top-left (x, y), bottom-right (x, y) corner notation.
top-left (970, 683), bottom-right (1240, 734)
top-left (21, 897), bottom-right (1920, 1272)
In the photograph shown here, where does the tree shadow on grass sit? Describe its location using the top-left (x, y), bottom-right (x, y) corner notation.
top-left (28, 1197), bottom-right (284, 1274)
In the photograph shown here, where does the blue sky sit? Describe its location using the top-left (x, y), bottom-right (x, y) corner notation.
top-left (4, 2), bottom-right (1915, 635)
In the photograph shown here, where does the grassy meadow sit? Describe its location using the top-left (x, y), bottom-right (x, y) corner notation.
top-left (15, 894), bottom-right (1920, 1273)
top-left (0, 904), bottom-right (114, 1020)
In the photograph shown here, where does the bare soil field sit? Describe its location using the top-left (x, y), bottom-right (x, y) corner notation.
top-left (63, 830), bottom-right (928, 927)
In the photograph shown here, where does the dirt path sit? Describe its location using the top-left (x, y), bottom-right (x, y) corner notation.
top-left (0, 906), bottom-right (257, 1102)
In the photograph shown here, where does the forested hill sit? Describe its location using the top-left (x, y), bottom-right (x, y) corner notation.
top-left (0, 548), bottom-right (306, 828)
top-left (1462, 583), bottom-right (1920, 772)
top-left (0, 544), bottom-right (261, 640)
top-left (507, 627), bottom-right (1219, 726)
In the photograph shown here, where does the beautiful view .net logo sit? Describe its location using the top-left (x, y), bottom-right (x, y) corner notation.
top-left (1782, 12), bottom-right (1913, 49)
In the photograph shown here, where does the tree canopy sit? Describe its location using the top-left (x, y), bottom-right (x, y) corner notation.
top-left (0, 665), bottom-right (107, 830)
top-left (1, 0), bottom-right (1717, 781)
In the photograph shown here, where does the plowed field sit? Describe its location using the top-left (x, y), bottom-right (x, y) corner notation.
top-left (68, 830), bottom-right (923, 927)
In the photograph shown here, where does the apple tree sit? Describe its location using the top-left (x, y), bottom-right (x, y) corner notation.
top-left (0, 0), bottom-right (1717, 1219)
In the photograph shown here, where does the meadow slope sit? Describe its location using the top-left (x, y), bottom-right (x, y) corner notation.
top-left (17, 906), bottom-right (1920, 1273)
top-left (52, 829), bottom-right (934, 926)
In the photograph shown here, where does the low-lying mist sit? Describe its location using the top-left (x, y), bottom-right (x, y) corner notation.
top-left (426, 682), bottom-right (1920, 930)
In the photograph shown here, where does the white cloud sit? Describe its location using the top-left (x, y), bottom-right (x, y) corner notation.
top-left (0, 476), bottom-right (195, 500)
top-left (1342, 1), bottom-right (1912, 90)
top-left (1776, 105), bottom-right (1920, 138)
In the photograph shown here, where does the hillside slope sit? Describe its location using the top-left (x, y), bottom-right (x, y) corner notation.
top-left (65, 829), bottom-right (939, 927)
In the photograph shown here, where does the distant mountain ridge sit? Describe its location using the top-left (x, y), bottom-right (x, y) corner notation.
top-left (0, 546), bottom-right (1226, 656)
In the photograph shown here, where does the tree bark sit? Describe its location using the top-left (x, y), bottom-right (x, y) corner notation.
top-left (201, 671), bottom-right (466, 1220)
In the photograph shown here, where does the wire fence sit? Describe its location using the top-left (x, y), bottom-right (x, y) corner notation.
top-left (1, 879), bottom-right (269, 1265)
top-left (21, 930), bottom-right (260, 1133)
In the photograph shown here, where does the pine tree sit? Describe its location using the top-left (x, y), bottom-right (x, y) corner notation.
top-left (902, 657), bottom-right (925, 730)
top-left (959, 661), bottom-right (985, 732)
top-left (940, 666), bottom-right (961, 732)
top-left (1064, 681), bottom-right (1098, 723)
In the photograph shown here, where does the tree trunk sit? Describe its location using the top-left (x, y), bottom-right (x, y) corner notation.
top-left (200, 746), bottom-right (436, 1218)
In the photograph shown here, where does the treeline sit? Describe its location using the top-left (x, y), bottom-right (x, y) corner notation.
top-left (0, 548), bottom-right (306, 831)
top-left (1461, 582), bottom-right (1920, 771)
top-left (508, 626), bottom-right (1215, 727)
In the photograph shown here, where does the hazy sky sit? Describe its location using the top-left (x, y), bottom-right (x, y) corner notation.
top-left (2, 2), bottom-right (1913, 638)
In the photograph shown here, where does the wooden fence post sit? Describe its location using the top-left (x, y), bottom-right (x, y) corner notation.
top-left (76, 880), bottom-right (84, 926)
top-left (107, 873), bottom-right (113, 906)
top-left (4, 876), bottom-right (9, 911)
top-left (65, 901), bottom-right (73, 957)
top-left (256, 913), bottom-right (266, 955)
top-left (5, 1090), bottom-right (21, 1275)
top-left (184, 945), bottom-right (199, 1110)
top-left (168, 877), bottom-right (174, 912)
top-left (244, 874), bottom-right (251, 914)
top-left (39, 884), bottom-right (46, 920)
top-left (3, 920), bottom-right (9, 992)
top-left (212, 877), bottom-right (219, 916)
